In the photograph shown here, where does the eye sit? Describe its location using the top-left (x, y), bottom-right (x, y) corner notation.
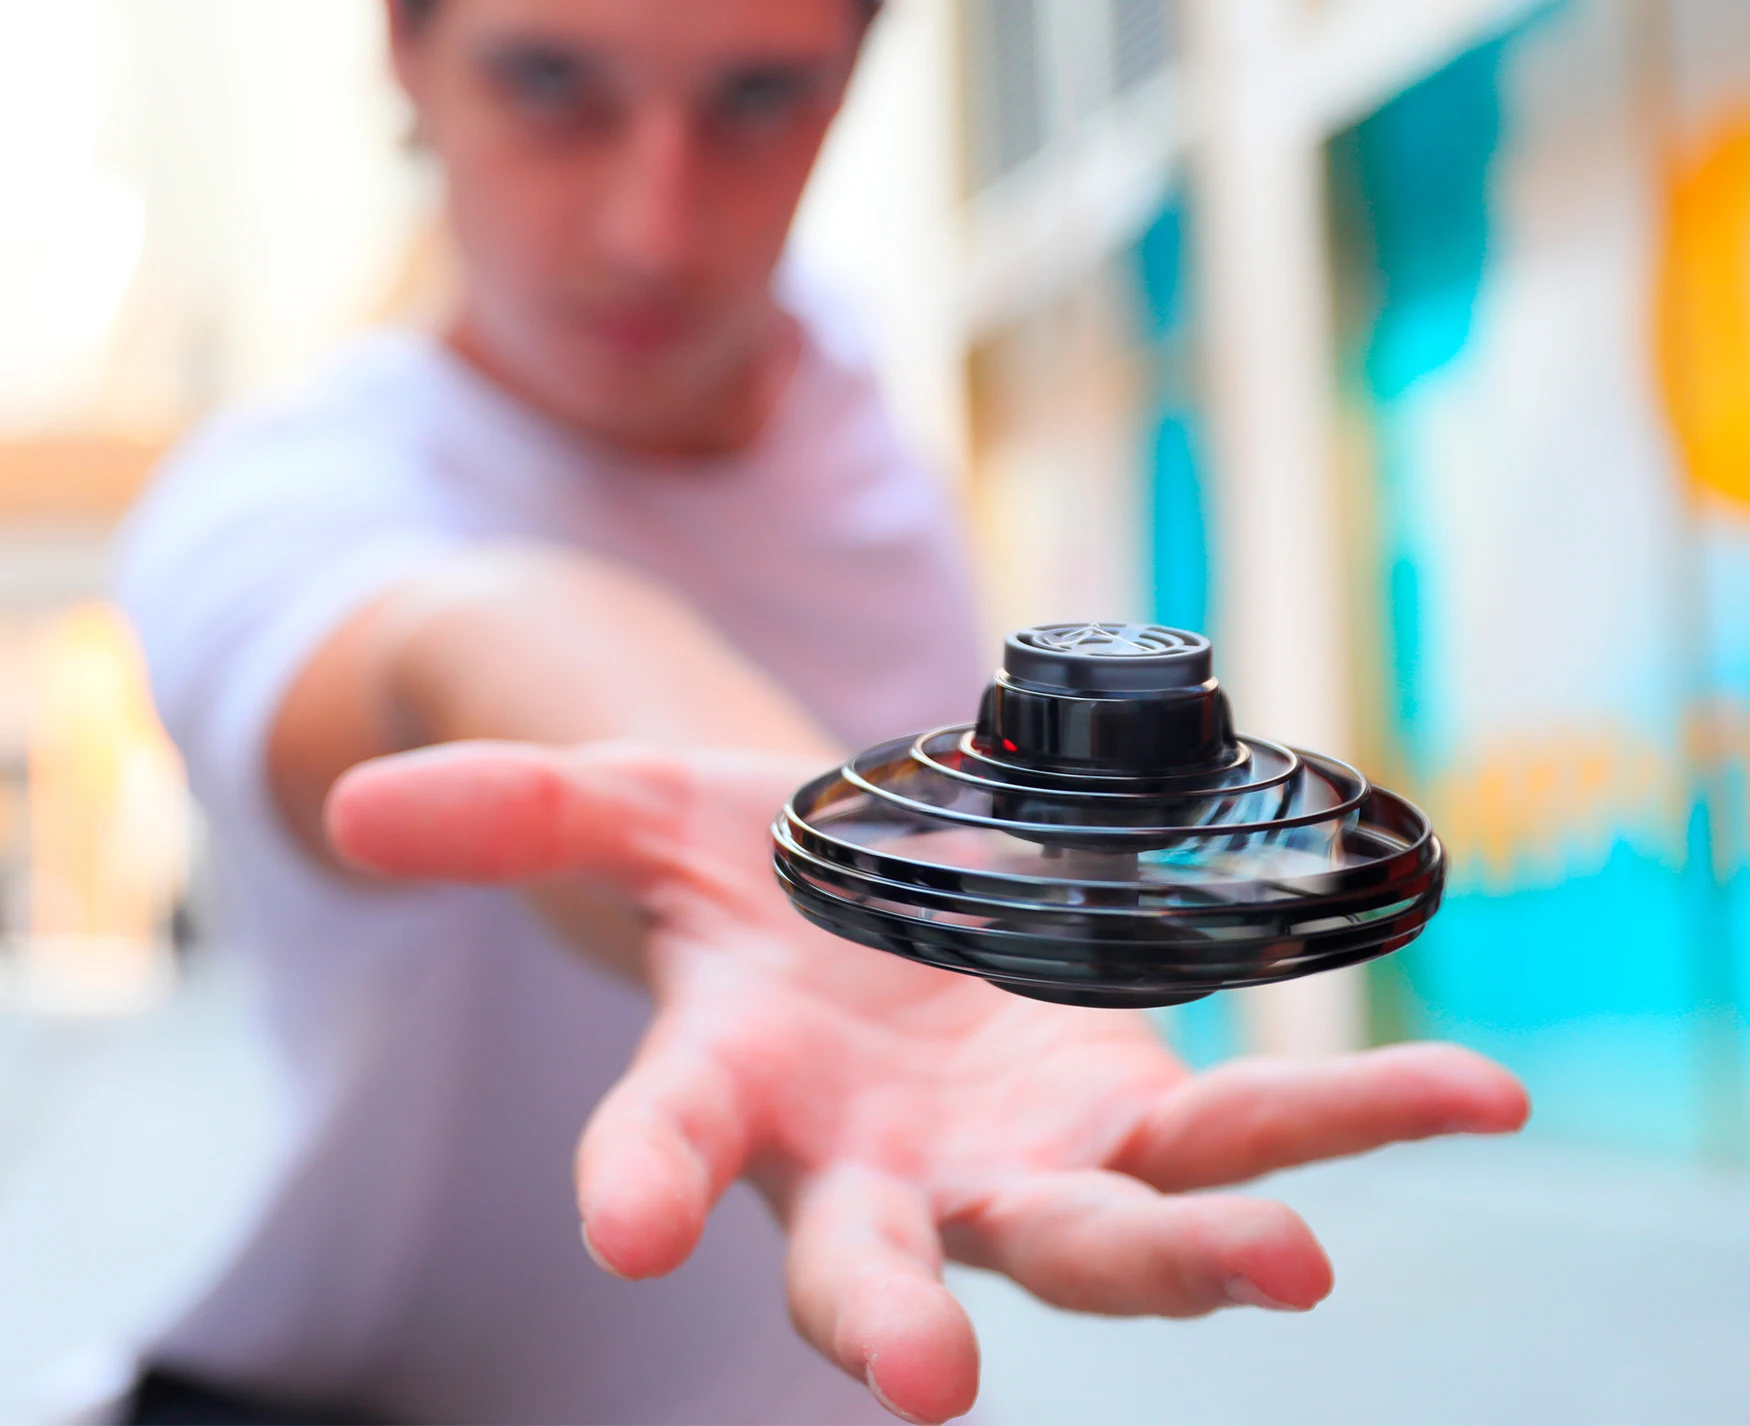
top-left (482, 43), bottom-right (615, 129)
top-left (709, 66), bottom-right (816, 135)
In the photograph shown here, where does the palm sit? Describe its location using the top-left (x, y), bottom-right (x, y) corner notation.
top-left (330, 741), bottom-right (1528, 1425)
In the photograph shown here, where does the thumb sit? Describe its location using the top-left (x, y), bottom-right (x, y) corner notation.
top-left (325, 740), bottom-right (688, 884)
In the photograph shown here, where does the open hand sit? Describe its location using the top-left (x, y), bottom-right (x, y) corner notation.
top-left (329, 741), bottom-right (1528, 1426)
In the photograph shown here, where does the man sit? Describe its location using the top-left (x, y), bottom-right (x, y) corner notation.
top-left (119, 1), bottom-right (1529, 1422)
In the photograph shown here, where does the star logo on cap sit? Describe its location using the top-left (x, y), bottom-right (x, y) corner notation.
top-left (1036, 623), bottom-right (1162, 657)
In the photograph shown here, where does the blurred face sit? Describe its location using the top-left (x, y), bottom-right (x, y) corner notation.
top-left (391, 0), bottom-right (865, 451)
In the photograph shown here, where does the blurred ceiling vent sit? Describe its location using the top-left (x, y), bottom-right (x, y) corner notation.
top-left (963, 0), bottom-right (1176, 194)
top-left (1111, 0), bottom-right (1176, 95)
top-left (965, 0), bottom-right (1046, 190)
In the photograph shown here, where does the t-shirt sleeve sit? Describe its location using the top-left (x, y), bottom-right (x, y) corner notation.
top-left (116, 406), bottom-right (465, 858)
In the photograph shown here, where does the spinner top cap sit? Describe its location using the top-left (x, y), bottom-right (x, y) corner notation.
top-left (773, 622), bottom-right (1445, 1010)
top-left (1003, 622), bottom-right (1213, 693)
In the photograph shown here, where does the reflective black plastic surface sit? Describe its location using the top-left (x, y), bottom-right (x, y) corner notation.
top-left (773, 623), bottom-right (1444, 1008)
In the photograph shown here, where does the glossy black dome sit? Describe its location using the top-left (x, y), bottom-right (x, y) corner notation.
top-left (772, 623), bottom-right (1444, 1009)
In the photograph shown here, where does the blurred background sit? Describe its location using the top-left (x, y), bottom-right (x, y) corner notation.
top-left (5, 0), bottom-right (1750, 1421)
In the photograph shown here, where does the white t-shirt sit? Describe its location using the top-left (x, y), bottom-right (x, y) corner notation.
top-left (117, 290), bottom-right (987, 1424)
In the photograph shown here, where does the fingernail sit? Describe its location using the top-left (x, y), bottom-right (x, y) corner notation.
top-left (1225, 1275), bottom-right (1305, 1312)
top-left (865, 1362), bottom-right (931, 1425)
top-left (580, 1222), bottom-right (630, 1280)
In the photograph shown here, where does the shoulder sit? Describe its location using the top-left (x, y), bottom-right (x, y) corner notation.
top-left (115, 330), bottom-right (469, 672)
top-left (150, 330), bottom-right (441, 499)
top-left (121, 331), bottom-right (447, 563)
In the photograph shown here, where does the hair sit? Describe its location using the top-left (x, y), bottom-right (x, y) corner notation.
top-left (398, 0), bottom-right (881, 31)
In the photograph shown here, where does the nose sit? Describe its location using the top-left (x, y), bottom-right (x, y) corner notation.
top-left (595, 102), bottom-right (701, 285)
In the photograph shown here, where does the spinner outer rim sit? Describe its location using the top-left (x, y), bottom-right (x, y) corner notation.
top-left (771, 734), bottom-right (1447, 1006)
top-left (774, 852), bottom-right (1442, 1007)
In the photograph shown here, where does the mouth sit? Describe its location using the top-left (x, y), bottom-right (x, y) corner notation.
top-left (564, 300), bottom-right (702, 358)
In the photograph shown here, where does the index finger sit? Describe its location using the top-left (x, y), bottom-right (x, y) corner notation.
top-left (324, 740), bottom-right (689, 885)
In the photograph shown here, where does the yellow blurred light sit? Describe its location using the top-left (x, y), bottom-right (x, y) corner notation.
top-left (1657, 119), bottom-right (1750, 510)
top-left (14, 602), bottom-right (187, 1014)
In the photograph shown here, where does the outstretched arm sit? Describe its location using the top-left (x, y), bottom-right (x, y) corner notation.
top-left (268, 542), bottom-right (839, 854)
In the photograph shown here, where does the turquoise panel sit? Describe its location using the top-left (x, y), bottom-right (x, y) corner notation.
top-left (1148, 415), bottom-right (1208, 637)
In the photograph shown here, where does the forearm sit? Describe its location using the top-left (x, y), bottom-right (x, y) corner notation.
top-left (268, 543), bottom-right (839, 924)
top-left (382, 546), bottom-right (836, 753)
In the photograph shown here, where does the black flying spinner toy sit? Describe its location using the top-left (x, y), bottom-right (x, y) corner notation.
top-left (773, 623), bottom-right (1443, 1009)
